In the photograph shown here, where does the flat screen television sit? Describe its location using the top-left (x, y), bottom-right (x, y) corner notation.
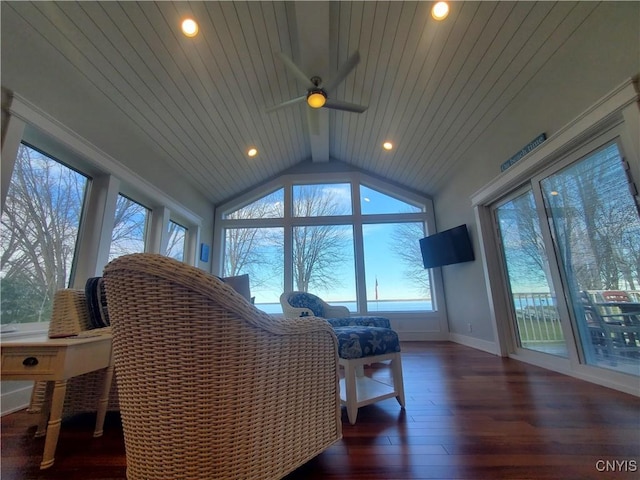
top-left (419, 224), bottom-right (474, 269)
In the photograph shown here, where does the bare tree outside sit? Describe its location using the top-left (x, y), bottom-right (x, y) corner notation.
top-left (292, 224), bottom-right (351, 292)
top-left (388, 222), bottom-right (431, 296)
top-left (542, 145), bottom-right (640, 291)
top-left (222, 185), bottom-right (351, 295)
top-left (167, 221), bottom-right (187, 261)
top-left (1, 145), bottom-right (88, 324)
top-left (291, 185), bottom-right (350, 292)
top-left (109, 195), bottom-right (149, 260)
top-left (497, 193), bottom-right (551, 292)
top-left (223, 191), bottom-right (284, 292)
top-left (1, 146), bottom-right (152, 325)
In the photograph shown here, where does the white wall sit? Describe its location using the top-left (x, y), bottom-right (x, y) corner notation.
top-left (434, 2), bottom-right (640, 352)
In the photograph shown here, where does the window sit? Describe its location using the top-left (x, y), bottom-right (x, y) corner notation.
top-left (293, 184), bottom-right (352, 216)
top-left (361, 185), bottom-right (423, 214)
top-left (224, 227), bottom-right (283, 313)
top-left (224, 189), bottom-right (284, 219)
top-left (473, 80), bottom-right (640, 393)
top-left (495, 189), bottom-right (567, 357)
top-left (217, 177), bottom-right (434, 315)
top-left (109, 194), bottom-right (149, 261)
top-left (167, 221), bottom-right (187, 261)
top-left (293, 225), bottom-right (356, 309)
top-left (541, 141), bottom-right (639, 372)
top-left (1, 96), bottom-right (205, 335)
top-left (493, 140), bottom-right (639, 373)
top-left (362, 222), bottom-right (432, 311)
top-left (1, 143), bottom-right (89, 326)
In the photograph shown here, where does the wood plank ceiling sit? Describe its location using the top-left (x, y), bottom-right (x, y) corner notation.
top-left (1, 1), bottom-right (603, 204)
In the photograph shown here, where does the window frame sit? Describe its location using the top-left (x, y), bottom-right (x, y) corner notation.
top-left (1, 141), bottom-right (91, 331)
top-left (1, 98), bottom-right (204, 337)
top-left (213, 170), bottom-right (445, 321)
top-left (472, 78), bottom-right (640, 395)
top-left (109, 193), bottom-right (151, 261)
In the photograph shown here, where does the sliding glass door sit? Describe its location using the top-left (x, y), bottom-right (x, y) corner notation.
top-left (494, 139), bottom-right (639, 377)
top-left (495, 189), bottom-right (567, 357)
top-left (540, 141), bottom-right (640, 375)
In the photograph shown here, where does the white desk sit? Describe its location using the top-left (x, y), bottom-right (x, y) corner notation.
top-left (1, 333), bottom-right (113, 469)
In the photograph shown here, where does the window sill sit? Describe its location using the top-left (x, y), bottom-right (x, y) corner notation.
top-left (1, 324), bottom-right (49, 341)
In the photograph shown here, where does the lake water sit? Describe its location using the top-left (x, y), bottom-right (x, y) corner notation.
top-left (257, 299), bottom-right (434, 315)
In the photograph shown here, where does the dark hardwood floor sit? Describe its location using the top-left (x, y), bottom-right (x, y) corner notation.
top-left (2, 342), bottom-right (639, 479)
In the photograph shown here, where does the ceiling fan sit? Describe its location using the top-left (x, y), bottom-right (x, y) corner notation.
top-left (265, 51), bottom-right (368, 115)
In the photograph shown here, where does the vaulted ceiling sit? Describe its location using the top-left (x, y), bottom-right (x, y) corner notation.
top-left (0, 1), bottom-right (622, 205)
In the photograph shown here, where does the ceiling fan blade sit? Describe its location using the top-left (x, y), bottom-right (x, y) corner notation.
top-left (323, 51), bottom-right (361, 93)
top-left (276, 52), bottom-right (315, 89)
top-left (323, 98), bottom-right (368, 114)
top-left (264, 95), bottom-right (306, 113)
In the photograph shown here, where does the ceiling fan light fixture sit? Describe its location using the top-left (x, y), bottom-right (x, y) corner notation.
top-left (431, 2), bottom-right (449, 21)
top-left (181, 18), bottom-right (199, 37)
top-left (307, 90), bottom-right (327, 109)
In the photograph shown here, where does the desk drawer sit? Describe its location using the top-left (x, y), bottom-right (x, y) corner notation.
top-left (2, 349), bottom-right (59, 376)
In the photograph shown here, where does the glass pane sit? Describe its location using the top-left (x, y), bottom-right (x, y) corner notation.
top-left (541, 142), bottom-right (639, 374)
top-left (293, 184), bottom-right (352, 217)
top-left (224, 227), bottom-right (283, 313)
top-left (362, 223), bottom-right (432, 312)
top-left (167, 221), bottom-right (187, 261)
top-left (360, 185), bottom-right (423, 214)
top-left (496, 190), bottom-right (567, 357)
top-left (1, 143), bottom-right (89, 325)
top-left (292, 225), bottom-right (356, 310)
top-left (224, 189), bottom-right (284, 219)
top-left (109, 195), bottom-right (149, 261)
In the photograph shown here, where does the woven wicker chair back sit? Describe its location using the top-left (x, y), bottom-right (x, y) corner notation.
top-left (104, 253), bottom-right (341, 480)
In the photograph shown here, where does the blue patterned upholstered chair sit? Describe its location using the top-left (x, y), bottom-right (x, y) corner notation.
top-left (280, 291), bottom-right (405, 424)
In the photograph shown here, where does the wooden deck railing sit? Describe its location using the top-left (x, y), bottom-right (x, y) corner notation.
top-left (513, 290), bottom-right (640, 343)
top-left (513, 292), bottom-right (563, 343)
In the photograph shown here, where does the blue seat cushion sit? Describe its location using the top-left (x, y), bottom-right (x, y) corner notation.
top-left (332, 326), bottom-right (400, 359)
top-left (287, 292), bottom-right (324, 317)
top-left (327, 316), bottom-right (391, 328)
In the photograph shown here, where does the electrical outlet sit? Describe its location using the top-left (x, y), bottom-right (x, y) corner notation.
top-left (467, 323), bottom-right (473, 333)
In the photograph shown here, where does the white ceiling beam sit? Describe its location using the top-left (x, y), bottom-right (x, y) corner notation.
top-left (294, 1), bottom-right (330, 162)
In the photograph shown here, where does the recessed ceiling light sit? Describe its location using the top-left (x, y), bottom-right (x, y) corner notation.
top-left (431, 2), bottom-right (449, 21)
top-left (383, 141), bottom-right (393, 151)
top-left (181, 18), bottom-right (199, 37)
top-left (247, 148), bottom-right (258, 157)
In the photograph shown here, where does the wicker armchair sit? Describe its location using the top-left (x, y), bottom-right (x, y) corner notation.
top-left (28, 289), bottom-right (118, 420)
top-left (103, 253), bottom-right (342, 480)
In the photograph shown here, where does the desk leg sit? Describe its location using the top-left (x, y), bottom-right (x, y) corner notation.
top-left (40, 379), bottom-right (67, 470)
top-left (34, 381), bottom-right (54, 438)
top-left (93, 365), bottom-right (114, 437)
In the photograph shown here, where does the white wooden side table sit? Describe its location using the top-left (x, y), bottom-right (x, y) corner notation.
top-left (1, 333), bottom-right (113, 469)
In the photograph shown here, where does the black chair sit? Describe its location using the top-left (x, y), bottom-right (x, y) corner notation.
top-left (580, 291), bottom-right (640, 362)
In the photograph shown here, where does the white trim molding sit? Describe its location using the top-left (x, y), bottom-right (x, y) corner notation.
top-left (472, 78), bottom-right (639, 207)
top-left (1, 382), bottom-right (33, 416)
top-left (7, 93), bottom-right (202, 226)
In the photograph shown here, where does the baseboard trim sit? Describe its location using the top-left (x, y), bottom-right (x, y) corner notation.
top-left (398, 331), bottom-right (450, 341)
top-left (1, 384), bottom-right (33, 416)
top-left (448, 332), bottom-right (500, 355)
